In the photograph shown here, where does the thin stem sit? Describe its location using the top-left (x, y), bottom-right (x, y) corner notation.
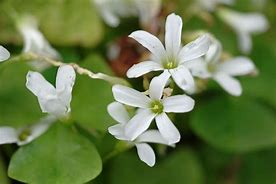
top-left (9, 52), bottom-right (130, 86)
top-left (103, 141), bottom-right (133, 163)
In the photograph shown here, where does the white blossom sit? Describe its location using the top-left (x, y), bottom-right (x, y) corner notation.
top-left (197, 0), bottom-right (234, 12)
top-left (127, 13), bottom-right (211, 91)
top-left (93, 0), bottom-right (161, 27)
top-left (186, 37), bottom-right (256, 96)
top-left (17, 16), bottom-right (60, 70)
top-left (26, 65), bottom-right (76, 117)
top-left (108, 102), bottom-right (172, 167)
top-left (112, 71), bottom-right (195, 144)
top-left (0, 115), bottom-right (56, 146)
top-left (0, 46), bottom-right (10, 62)
top-left (218, 8), bottom-right (269, 54)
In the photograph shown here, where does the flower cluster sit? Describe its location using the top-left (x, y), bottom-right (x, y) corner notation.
top-left (107, 13), bottom-right (258, 166)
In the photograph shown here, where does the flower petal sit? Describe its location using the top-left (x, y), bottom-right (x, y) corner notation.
top-left (136, 130), bottom-right (170, 145)
top-left (18, 115), bottom-right (56, 146)
top-left (213, 72), bottom-right (242, 96)
top-left (163, 95), bottom-right (195, 113)
top-left (127, 60), bottom-right (163, 78)
top-left (0, 127), bottom-right (18, 144)
top-left (185, 58), bottom-right (211, 78)
top-left (112, 85), bottom-right (151, 108)
top-left (237, 32), bottom-right (252, 54)
top-left (129, 30), bottom-right (166, 60)
top-left (0, 46), bottom-right (10, 62)
top-left (170, 66), bottom-right (195, 91)
top-left (165, 13), bottom-right (183, 55)
top-left (26, 71), bottom-right (56, 98)
top-left (217, 57), bottom-right (256, 76)
top-left (135, 143), bottom-right (156, 167)
top-left (38, 97), bottom-right (68, 117)
top-left (178, 34), bottom-right (210, 63)
top-left (56, 65), bottom-right (76, 107)
top-left (155, 113), bottom-right (181, 144)
top-left (149, 70), bottom-right (171, 100)
top-left (107, 102), bottom-right (130, 124)
top-left (125, 109), bottom-right (155, 140)
top-left (108, 124), bottom-right (127, 141)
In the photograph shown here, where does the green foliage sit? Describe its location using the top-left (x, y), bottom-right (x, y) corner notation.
top-left (71, 54), bottom-right (114, 132)
top-left (0, 154), bottom-right (10, 184)
top-left (0, 0), bottom-right (103, 47)
top-left (106, 148), bottom-right (204, 184)
top-left (8, 122), bottom-right (102, 184)
top-left (0, 62), bottom-right (42, 127)
top-left (238, 147), bottom-right (276, 184)
top-left (190, 96), bottom-right (276, 152)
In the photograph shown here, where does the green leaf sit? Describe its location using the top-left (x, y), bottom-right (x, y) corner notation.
top-left (0, 0), bottom-right (103, 47)
top-left (71, 54), bottom-right (114, 132)
top-left (106, 148), bottom-right (204, 184)
top-left (0, 62), bottom-right (42, 127)
top-left (8, 122), bottom-right (102, 184)
top-left (241, 34), bottom-right (276, 108)
top-left (190, 96), bottom-right (276, 153)
top-left (238, 148), bottom-right (276, 184)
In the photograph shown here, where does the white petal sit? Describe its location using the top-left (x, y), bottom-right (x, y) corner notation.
top-left (126, 60), bottom-right (163, 78)
top-left (125, 109), bottom-right (156, 141)
top-left (112, 85), bottom-right (151, 108)
top-left (213, 72), bottom-right (242, 96)
top-left (18, 115), bottom-right (56, 146)
top-left (107, 102), bottom-right (130, 124)
top-left (178, 34), bottom-right (211, 63)
top-left (217, 57), bottom-right (256, 76)
top-left (108, 124), bottom-right (128, 141)
top-left (205, 39), bottom-right (222, 64)
top-left (0, 46), bottom-right (10, 62)
top-left (165, 13), bottom-right (183, 55)
top-left (185, 58), bottom-right (211, 78)
top-left (56, 65), bottom-right (76, 108)
top-left (26, 71), bottom-right (56, 98)
top-left (155, 113), bottom-right (180, 144)
top-left (38, 97), bottom-right (68, 117)
top-left (149, 70), bottom-right (171, 100)
top-left (129, 30), bottom-right (166, 60)
top-left (170, 66), bottom-right (195, 91)
top-left (135, 143), bottom-right (156, 167)
top-left (0, 127), bottom-right (18, 144)
top-left (136, 130), bottom-right (169, 145)
top-left (163, 95), bottom-right (195, 113)
top-left (237, 32), bottom-right (252, 54)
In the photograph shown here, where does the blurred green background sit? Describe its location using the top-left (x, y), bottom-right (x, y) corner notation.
top-left (0, 0), bottom-right (275, 183)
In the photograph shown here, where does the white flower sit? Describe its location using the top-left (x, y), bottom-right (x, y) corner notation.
top-left (197, 0), bottom-right (234, 12)
top-left (112, 70), bottom-right (195, 144)
top-left (0, 46), bottom-right (10, 62)
top-left (26, 65), bottom-right (76, 117)
top-left (186, 38), bottom-right (256, 96)
top-left (218, 8), bottom-right (269, 54)
top-left (17, 16), bottom-right (60, 70)
top-left (0, 115), bottom-right (56, 146)
top-left (93, 0), bottom-right (161, 27)
top-left (127, 13), bottom-right (211, 91)
top-left (107, 102), bottom-right (172, 167)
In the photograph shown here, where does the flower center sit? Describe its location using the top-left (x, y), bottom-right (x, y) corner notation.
top-left (18, 129), bottom-right (31, 141)
top-left (207, 63), bottom-right (216, 73)
top-left (150, 100), bottom-right (164, 114)
top-left (163, 56), bottom-right (178, 69)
